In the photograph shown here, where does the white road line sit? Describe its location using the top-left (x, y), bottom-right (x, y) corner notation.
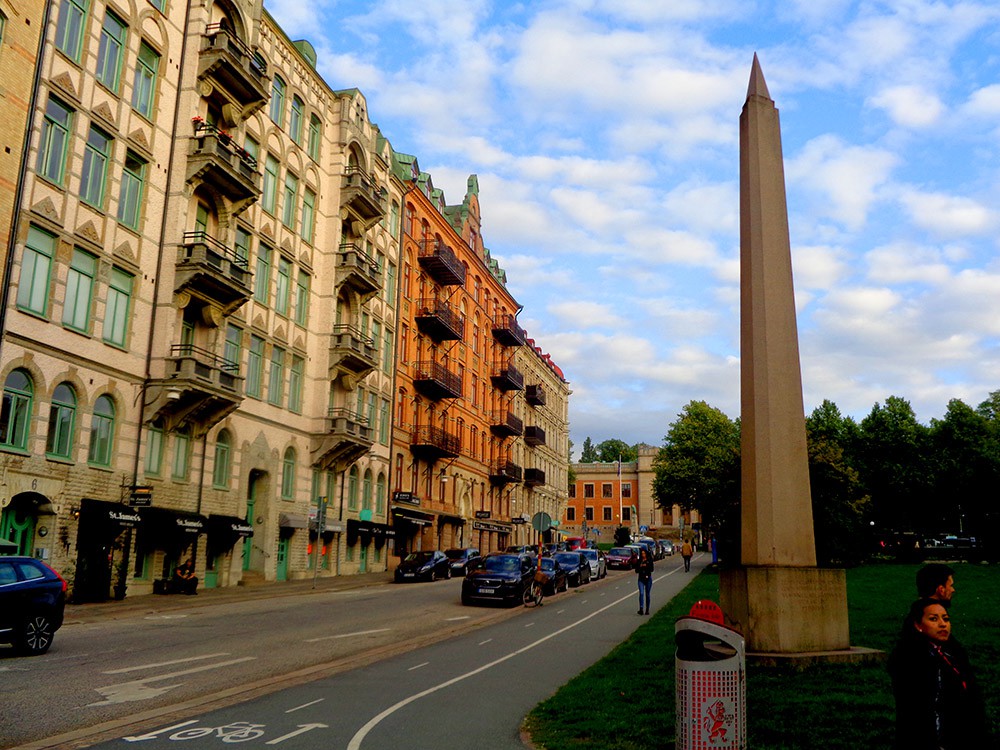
top-left (524, 622), bottom-right (535, 628)
top-left (407, 662), bottom-right (429, 671)
top-left (99, 657), bottom-right (257, 688)
top-left (444, 616), bottom-right (471, 621)
top-left (89, 657), bottom-right (258, 706)
top-left (103, 653), bottom-right (231, 675)
top-left (347, 567), bottom-right (681, 750)
top-left (305, 628), bottom-right (391, 643)
top-left (478, 639), bottom-right (492, 646)
top-left (286, 699), bottom-right (325, 713)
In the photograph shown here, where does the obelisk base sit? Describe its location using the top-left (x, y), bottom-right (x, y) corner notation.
top-left (720, 566), bottom-right (850, 655)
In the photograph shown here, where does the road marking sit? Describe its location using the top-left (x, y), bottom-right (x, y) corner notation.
top-left (305, 628), bottom-right (391, 643)
top-left (407, 662), bottom-right (429, 671)
top-left (124, 719), bottom-right (198, 741)
top-left (444, 616), bottom-right (470, 621)
top-left (265, 723), bottom-right (328, 745)
top-left (103, 653), bottom-right (231, 675)
top-left (286, 699), bottom-right (324, 713)
top-left (346, 566), bottom-right (682, 750)
top-left (90, 657), bottom-right (257, 706)
top-left (524, 622), bottom-right (535, 628)
top-left (143, 614), bottom-right (189, 620)
top-left (478, 639), bottom-right (492, 645)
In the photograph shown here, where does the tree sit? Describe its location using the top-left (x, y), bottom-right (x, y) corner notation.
top-left (579, 437), bottom-right (597, 463)
top-left (596, 439), bottom-right (637, 463)
top-left (614, 526), bottom-right (631, 546)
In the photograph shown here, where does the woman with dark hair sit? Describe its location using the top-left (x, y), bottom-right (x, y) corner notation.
top-left (635, 547), bottom-right (654, 615)
top-left (887, 598), bottom-right (989, 749)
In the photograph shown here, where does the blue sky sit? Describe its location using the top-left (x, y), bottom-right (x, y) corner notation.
top-left (265, 0), bottom-right (1000, 456)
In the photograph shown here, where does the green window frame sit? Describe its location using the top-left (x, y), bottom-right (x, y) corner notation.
top-left (80, 125), bottom-right (112, 207)
top-left (132, 42), bottom-right (159, 118)
top-left (224, 324), bottom-right (242, 374)
top-left (234, 226), bottom-right (251, 266)
top-left (1, 370), bottom-right (33, 452)
top-left (269, 76), bottom-right (285, 126)
top-left (87, 394), bottom-right (115, 466)
top-left (281, 447), bottom-right (296, 500)
top-left (117, 151), bottom-right (146, 229)
top-left (290, 96), bottom-right (303, 143)
top-left (294, 270), bottom-right (309, 327)
top-left (268, 346), bottom-right (285, 406)
top-left (376, 473), bottom-right (386, 514)
top-left (146, 0), bottom-right (165, 12)
top-left (281, 172), bottom-right (298, 228)
top-left (63, 248), bottom-right (97, 332)
top-left (246, 335), bottom-right (265, 398)
top-left (102, 267), bottom-right (133, 347)
top-left (275, 256), bottom-right (291, 315)
top-left (171, 427), bottom-right (190, 479)
top-left (37, 97), bottom-right (72, 185)
top-left (55, 0), bottom-right (87, 62)
top-left (213, 430), bottom-right (231, 488)
top-left (308, 115), bottom-right (321, 160)
top-left (301, 187), bottom-right (315, 244)
top-left (144, 420), bottom-right (164, 475)
top-left (254, 243), bottom-right (271, 304)
top-left (347, 466), bottom-right (359, 511)
top-left (379, 399), bottom-right (389, 445)
top-left (382, 330), bottom-right (393, 376)
top-left (288, 355), bottom-right (304, 414)
top-left (17, 226), bottom-right (55, 316)
top-left (385, 262), bottom-right (397, 305)
top-left (46, 383), bottom-right (77, 459)
top-left (96, 11), bottom-right (127, 92)
top-left (362, 470), bottom-right (372, 511)
top-left (262, 154), bottom-right (278, 213)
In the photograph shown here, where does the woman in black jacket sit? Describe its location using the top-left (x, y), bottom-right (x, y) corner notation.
top-left (635, 548), bottom-right (654, 615)
top-left (887, 598), bottom-right (989, 749)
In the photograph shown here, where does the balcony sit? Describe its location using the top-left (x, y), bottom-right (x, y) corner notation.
top-left (336, 242), bottom-right (382, 299)
top-left (417, 239), bottom-right (466, 287)
top-left (311, 408), bottom-right (373, 469)
top-left (329, 325), bottom-right (377, 380)
top-left (489, 411), bottom-right (523, 438)
top-left (144, 345), bottom-right (243, 436)
top-left (489, 460), bottom-right (522, 486)
top-left (526, 384), bottom-right (546, 407)
top-left (175, 231), bottom-right (252, 314)
top-left (414, 298), bottom-right (464, 342)
top-left (491, 314), bottom-right (526, 347)
top-left (412, 360), bottom-right (462, 400)
top-left (490, 361), bottom-right (524, 392)
top-left (341, 166), bottom-right (386, 224)
top-left (186, 122), bottom-right (261, 209)
top-left (410, 425), bottom-right (460, 461)
top-left (524, 467), bottom-right (546, 487)
top-left (524, 425), bottom-right (547, 447)
top-left (198, 24), bottom-right (269, 116)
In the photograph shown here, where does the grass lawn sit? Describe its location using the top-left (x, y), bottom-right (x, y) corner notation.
top-left (523, 562), bottom-right (998, 750)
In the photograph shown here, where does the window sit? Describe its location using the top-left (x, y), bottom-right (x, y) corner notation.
top-left (290, 96), bottom-right (303, 143)
top-left (80, 126), bottom-right (111, 207)
top-left (281, 172), bottom-right (298, 228)
top-left (566, 506), bottom-right (576, 521)
top-left (386, 262), bottom-right (397, 305)
top-left (144, 420), bottom-right (164, 475)
top-left (622, 482), bottom-right (632, 498)
top-left (379, 399), bottom-right (389, 445)
top-left (37, 98), bottom-right (72, 184)
top-left (246, 335), bottom-right (265, 398)
top-left (268, 346), bottom-right (285, 406)
top-left (622, 506), bottom-right (632, 522)
top-left (294, 270), bottom-right (309, 327)
top-left (275, 256), bottom-right (291, 315)
top-left (602, 483), bottom-right (613, 499)
top-left (376, 473), bottom-right (386, 514)
top-left (362, 470), bottom-right (372, 511)
top-left (389, 202), bottom-right (400, 238)
top-left (584, 483), bottom-right (595, 499)
top-left (585, 506), bottom-right (594, 521)
top-left (288, 355), bottom-right (304, 413)
top-left (308, 115), bottom-right (321, 160)
top-left (281, 447), bottom-right (296, 499)
top-left (382, 330), bottom-right (393, 376)
top-left (117, 152), bottom-right (146, 229)
top-left (234, 226), bottom-right (251, 266)
top-left (603, 507), bottom-right (613, 522)
top-left (262, 154), bottom-right (278, 213)
top-left (171, 427), bottom-right (190, 479)
top-left (87, 394), bottom-right (115, 466)
top-left (1, 370), bottom-right (33, 451)
top-left (213, 430), bottom-right (231, 488)
top-left (348, 466), bottom-right (358, 511)
top-left (46, 383), bottom-right (77, 459)
top-left (301, 188), bottom-right (315, 243)
top-left (132, 42), bottom-right (159, 118)
top-left (55, 0), bottom-right (87, 62)
top-left (102, 267), bottom-right (133, 347)
top-left (63, 248), bottom-right (96, 331)
top-left (254, 244), bottom-right (271, 304)
top-left (224, 324), bottom-right (242, 373)
top-left (243, 135), bottom-right (259, 166)
top-left (269, 76), bottom-right (285, 125)
top-left (569, 485), bottom-right (576, 498)
top-left (17, 226), bottom-right (55, 316)
top-left (96, 11), bottom-right (127, 92)
top-left (147, 0), bottom-right (165, 12)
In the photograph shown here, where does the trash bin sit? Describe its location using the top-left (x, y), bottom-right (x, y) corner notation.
top-left (675, 607), bottom-right (746, 750)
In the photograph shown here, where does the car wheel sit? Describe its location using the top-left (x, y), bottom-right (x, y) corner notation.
top-left (445, 566), bottom-right (452, 580)
top-left (560, 578), bottom-right (568, 593)
top-left (462, 592), bottom-right (472, 606)
top-left (17, 613), bottom-right (55, 655)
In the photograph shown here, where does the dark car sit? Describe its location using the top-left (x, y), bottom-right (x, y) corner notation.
top-left (553, 551), bottom-right (592, 587)
top-left (0, 556), bottom-right (67, 655)
top-left (394, 550), bottom-right (451, 582)
top-left (535, 556), bottom-right (568, 596)
top-left (444, 548), bottom-right (481, 576)
top-left (462, 553), bottom-right (536, 606)
top-left (544, 542), bottom-right (567, 554)
top-left (606, 547), bottom-right (637, 570)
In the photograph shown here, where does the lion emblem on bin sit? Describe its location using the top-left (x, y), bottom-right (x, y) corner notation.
top-left (701, 698), bottom-right (734, 745)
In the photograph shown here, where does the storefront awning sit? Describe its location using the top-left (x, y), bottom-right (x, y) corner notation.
top-left (392, 507), bottom-right (434, 526)
top-left (136, 506), bottom-right (207, 550)
top-left (207, 514), bottom-right (254, 538)
top-left (80, 498), bottom-right (143, 533)
top-left (279, 512), bottom-right (308, 529)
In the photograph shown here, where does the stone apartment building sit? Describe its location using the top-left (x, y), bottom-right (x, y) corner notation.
top-left (0, 0), bottom-right (567, 600)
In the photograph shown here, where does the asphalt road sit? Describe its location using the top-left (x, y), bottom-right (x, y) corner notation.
top-left (4, 554), bottom-right (707, 750)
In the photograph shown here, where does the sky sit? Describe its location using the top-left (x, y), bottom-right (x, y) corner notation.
top-left (265, 0), bottom-right (1000, 457)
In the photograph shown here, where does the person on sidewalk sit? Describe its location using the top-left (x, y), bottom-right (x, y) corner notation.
top-left (681, 538), bottom-right (693, 572)
top-left (635, 547), bottom-right (654, 615)
top-left (173, 559), bottom-right (198, 595)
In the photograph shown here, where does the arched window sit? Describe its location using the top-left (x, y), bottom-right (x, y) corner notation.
top-left (362, 469), bottom-right (372, 511)
top-left (376, 473), bottom-right (386, 515)
top-left (87, 394), bottom-right (115, 466)
top-left (46, 382), bottom-right (77, 459)
top-left (1, 369), bottom-right (33, 451)
top-left (290, 95), bottom-right (304, 143)
top-left (269, 75), bottom-right (285, 125)
top-left (348, 465), bottom-right (359, 510)
top-left (281, 446), bottom-right (296, 499)
top-left (308, 114), bottom-right (321, 160)
top-left (213, 429), bottom-right (232, 488)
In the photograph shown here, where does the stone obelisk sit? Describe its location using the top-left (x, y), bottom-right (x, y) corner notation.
top-left (719, 55), bottom-right (850, 656)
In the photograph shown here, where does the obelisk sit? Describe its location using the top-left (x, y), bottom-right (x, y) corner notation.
top-left (719, 55), bottom-right (850, 656)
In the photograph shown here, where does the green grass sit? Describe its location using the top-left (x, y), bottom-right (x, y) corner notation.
top-left (523, 563), bottom-right (999, 750)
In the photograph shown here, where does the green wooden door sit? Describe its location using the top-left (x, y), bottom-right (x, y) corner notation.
top-left (276, 537), bottom-right (289, 581)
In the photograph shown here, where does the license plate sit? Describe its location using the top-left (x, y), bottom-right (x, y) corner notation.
top-left (404, 573), bottom-right (414, 577)
top-left (478, 587), bottom-right (496, 594)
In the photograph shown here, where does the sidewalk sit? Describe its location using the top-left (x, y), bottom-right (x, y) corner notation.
top-left (63, 568), bottom-right (396, 624)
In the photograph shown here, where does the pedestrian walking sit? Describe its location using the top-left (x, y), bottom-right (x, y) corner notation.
top-left (681, 538), bottom-right (693, 572)
top-left (916, 563), bottom-right (956, 607)
top-left (635, 548), bottom-right (654, 615)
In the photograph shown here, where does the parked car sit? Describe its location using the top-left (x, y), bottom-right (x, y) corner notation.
top-left (504, 545), bottom-right (529, 554)
top-left (444, 548), bottom-right (481, 576)
top-left (544, 542), bottom-right (567, 554)
top-left (565, 537), bottom-right (586, 551)
top-left (606, 547), bottom-right (638, 570)
top-left (553, 551), bottom-right (592, 587)
top-left (462, 554), bottom-right (536, 606)
top-left (0, 556), bottom-right (67, 655)
top-left (660, 540), bottom-right (675, 556)
top-left (394, 550), bottom-right (451, 582)
top-left (535, 556), bottom-right (569, 596)
top-left (581, 548), bottom-right (607, 580)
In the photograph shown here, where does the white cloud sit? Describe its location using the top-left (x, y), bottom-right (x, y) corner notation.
top-left (864, 243), bottom-right (953, 285)
top-left (868, 85), bottom-right (944, 128)
top-left (897, 189), bottom-right (997, 237)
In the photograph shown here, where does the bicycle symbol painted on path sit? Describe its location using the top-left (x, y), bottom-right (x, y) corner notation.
top-left (124, 719), bottom-right (328, 744)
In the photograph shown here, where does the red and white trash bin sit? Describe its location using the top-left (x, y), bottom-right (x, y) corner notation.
top-left (675, 600), bottom-right (746, 750)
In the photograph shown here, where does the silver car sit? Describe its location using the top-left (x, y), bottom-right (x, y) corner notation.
top-left (581, 548), bottom-right (607, 580)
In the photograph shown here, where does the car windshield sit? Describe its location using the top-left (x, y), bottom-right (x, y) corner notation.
top-left (582, 550), bottom-right (598, 560)
top-left (444, 550), bottom-right (465, 560)
top-left (539, 558), bottom-right (556, 571)
top-left (483, 555), bottom-right (522, 572)
top-left (404, 552), bottom-right (433, 564)
top-left (609, 548), bottom-right (631, 556)
top-left (554, 552), bottom-right (579, 565)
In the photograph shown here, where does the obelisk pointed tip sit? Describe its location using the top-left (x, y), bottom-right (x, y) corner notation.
top-left (747, 52), bottom-right (771, 100)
